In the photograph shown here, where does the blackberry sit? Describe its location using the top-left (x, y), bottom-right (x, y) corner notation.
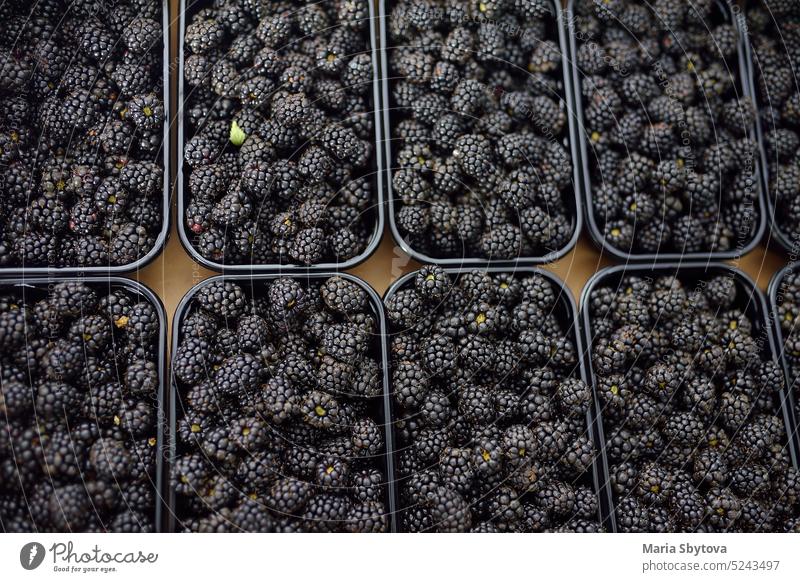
top-left (124, 359), bottom-right (158, 398)
top-left (385, 289), bottom-right (423, 329)
top-left (312, 455), bottom-right (348, 490)
top-left (117, 399), bottom-right (155, 437)
top-left (421, 335), bottom-right (457, 376)
top-left (212, 190), bottom-right (252, 227)
top-left (190, 163), bottom-right (228, 200)
top-left (535, 480), bottom-right (576, 523)
top-left (705, 487), bottom-right (741, 530)
top-left (170, 452), bottom-right (210, 498)
top-left (109, 223), bottom-right (152, 265)
top-left (234, 315), bottom-right (268, 354)
top-left (185, 19), bottom-right (225, 54)
top-left (458, 335), bottom-right (496, 371)
top-left (328, 228), bottom-right (365, 260)
top-left (321, 323), bottom-right (368, 364)
top-left (180, 309), bottom-right (217, 339)
top-left (197, 280), bottom-right (247, 318)
top-left (69, 314), bottom-right (112, 354)
top-left (301, 390), bottom-right (340, 431)
top-left (83, 380), bottom-right (124, 426)
top-left (44, 339), bottom-right (86, 381)
top-left (126, 301), bottom-right (159, 341)
top-left (297, 493), bottom-right (348, 532)
top-left (196, 229), bottom-right (228, 262)
top-left (213, 353), bottom-right (263, 399)
top-left (341, 467), bottom-right (382, 506)
top-left (393, 361), bottom-right (430, 410)
top-left (614, 497), bottom-right (650, 533)
top-left (0, 381), bottom-right (32, 419)
top-left (267, 277), bottom-right (308, 323)
top-left (128, 92), bottom-right (164, 131)
top-left (0, 305), bottom-right (28, 350)
top-left (265, 477), bottom-right (313, 516)
top-left (419, 486), bottom-right (469, 533)
top-left (198, 424), bottom-right (239, 469)
top-left (452, 133), bottom-right (495, 179)
top-left (556, 378), bottom-right (591, 416)
top-left (500, 424), bottom-right (535, 466)
top-left (346, 418), bottom-right (381, 459)
top-left (45, 484), bottom-right (92, 532)
top-left (289, 228), bottom-right (325, 265)
top-left (184, 135), bottom-right (220, 167)
top-left (340, 501), bottom-right (387, 533)
top-left (41, 429), bottom-right (86, 480)
top-left (315, 354), bottom-right (353, 395)
top-left (173, 336), bottom-right (213, 385)
top-left (88, 438), bottom-right (132, 480)
top-left (319, 124), bottom-right (366, 166)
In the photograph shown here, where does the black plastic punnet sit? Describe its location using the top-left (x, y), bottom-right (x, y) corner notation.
top-left (380, 0), bottom-right (584, 267)
top-left (566, 0), bottom-right (767, 262)
top-left (580, 263), bottom-right (799, 530)
top-left (176, 0), bottom-right (385, 272)
top-left (0, 277), bottom-right (169, 531)
top-left (383, 266), bottom-right (614, 531)
top-left (0, 0), bottom-right (172, 276)
top-left (766, 263), bottom-right (800, 460)
top-left (167, 272), bottom-right (398, 532)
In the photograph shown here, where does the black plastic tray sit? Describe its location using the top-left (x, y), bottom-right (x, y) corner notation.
top-left (383, 267), bottom-right (614, 531)
top-left (0, 276), bottom-right (169, 532)
top-left (167, 272), bottom-right (398, 532)
top-left (0, 0), bottom-right (172, 276)
top-left (566, 0), bottom-right (767, 262)
top-left (580, 263), bottom-right (800, 531)
top-left (176, 0), bottom-right (385, 272)
top-left (379, 0), bottom-right (584, 267)
top-left (743, 2), bottom-right (797, 255)
top-left (766, 262), bottom-right (800, 457)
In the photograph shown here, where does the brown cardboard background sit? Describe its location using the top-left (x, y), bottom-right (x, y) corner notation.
top-left (136, 0), bottom-right (788, 345)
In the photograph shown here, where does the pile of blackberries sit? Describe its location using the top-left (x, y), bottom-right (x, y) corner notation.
top-left (182, 0), bottom-right (378, 266)
top-left (587, 272), bottom-right (799, 532)
top-left (0, 280), bottom-right (162, 532)
top-left (747, 3), bottom-right (800, 246)
top-left (773, 268), bottom-right (800, 422)
top-left (0, 1), bottom-right (165, 268)
top-left (386, 265), bottom-right (603, 532)
top-left (574, 0), bottom-right (761, 255)
top-left (387, 0), bottom-right (576, 260)
top-left (171, 276), bottom-right (390, 532)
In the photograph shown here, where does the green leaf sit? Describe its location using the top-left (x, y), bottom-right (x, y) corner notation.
top-left (230, 120), bottom-right (246, 146)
